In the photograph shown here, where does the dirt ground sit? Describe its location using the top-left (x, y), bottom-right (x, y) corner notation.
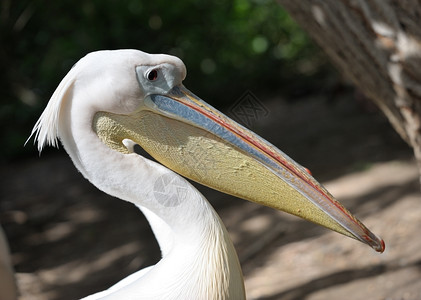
top-left (1, 92), bottom-right (420, 299)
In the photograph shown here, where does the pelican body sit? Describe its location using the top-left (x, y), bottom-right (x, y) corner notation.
top-left (29, 50), bottom-right (384, 299)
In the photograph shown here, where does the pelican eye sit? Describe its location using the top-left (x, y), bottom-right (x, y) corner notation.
top-left (147, 69), bottom-right (159, 81)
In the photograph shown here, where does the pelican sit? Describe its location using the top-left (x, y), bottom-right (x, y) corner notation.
top-left (28, 49), bottom-right (384, 299)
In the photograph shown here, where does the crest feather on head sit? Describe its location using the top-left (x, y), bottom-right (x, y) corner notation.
top-left (26, 66), bottom-right (78, 153)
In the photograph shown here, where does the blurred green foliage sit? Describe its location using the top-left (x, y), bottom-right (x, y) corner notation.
top-left (0, 0), bottom-right (330, 160)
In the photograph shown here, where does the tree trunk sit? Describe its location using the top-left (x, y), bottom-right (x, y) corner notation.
top-left (279, 0), bottom-right (421, 180)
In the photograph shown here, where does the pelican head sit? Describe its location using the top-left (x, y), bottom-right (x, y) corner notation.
top-left (29, 49), bottom-right (384, 298)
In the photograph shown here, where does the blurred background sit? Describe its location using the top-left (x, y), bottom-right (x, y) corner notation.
top-left (1, 0), bottom-right (420, 299)
top-left (1, 0), bottom-right (332, 160)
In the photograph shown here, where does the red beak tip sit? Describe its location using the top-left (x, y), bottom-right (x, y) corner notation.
top-left (364, 234), bottom-right (385, 253)
top-left (377, 238), bottom-right (386, 253)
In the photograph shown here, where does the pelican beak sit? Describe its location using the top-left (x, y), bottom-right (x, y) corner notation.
top-left (93, 85), bottom-right (385, 253)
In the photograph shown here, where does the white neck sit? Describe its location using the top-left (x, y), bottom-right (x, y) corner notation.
top-left (130, 204), bottom-right (245, 300)
top-left (60, 106), bottom-right (245, 299)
